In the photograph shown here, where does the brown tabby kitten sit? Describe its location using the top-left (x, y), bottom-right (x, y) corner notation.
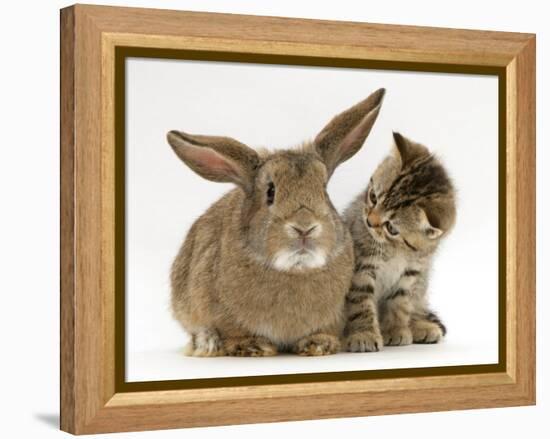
top-left (342, 132), bottom-right (456, 352)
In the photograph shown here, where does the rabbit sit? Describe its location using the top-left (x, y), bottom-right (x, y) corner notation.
top-left (166, 88), bottom-right (385, 357)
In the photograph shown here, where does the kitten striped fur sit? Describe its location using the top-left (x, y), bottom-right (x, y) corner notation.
top-left (343, 133), bottom-right (456, 351)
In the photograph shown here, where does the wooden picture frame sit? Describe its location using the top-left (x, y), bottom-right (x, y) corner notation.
top-left (60, 4), bottom-right (536, 434)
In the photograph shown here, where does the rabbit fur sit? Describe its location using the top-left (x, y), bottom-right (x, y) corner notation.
top-left (167, 88), bottom-right (385, 356)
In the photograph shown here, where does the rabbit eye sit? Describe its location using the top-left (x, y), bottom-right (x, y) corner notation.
top-left (385, 221), bottom-right (399, 236)
top-left (369, 188), bottom-right (377, 205)
top-left (266, 182), bottom-right (275, 205)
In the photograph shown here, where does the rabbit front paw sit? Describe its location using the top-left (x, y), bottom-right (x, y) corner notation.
top-left (224, 336), bottom-right (278, 357)
top-left (294, 333), bottom-right (341, 356)
top-left (183, 329), bottom-right (224, 357)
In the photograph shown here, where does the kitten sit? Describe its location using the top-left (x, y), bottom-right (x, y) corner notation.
top-left (342, 132), bottom-right (456, 352)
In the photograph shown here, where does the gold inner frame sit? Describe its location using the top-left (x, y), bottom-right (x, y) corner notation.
top-left (106, 40), bottom-right (508, 394)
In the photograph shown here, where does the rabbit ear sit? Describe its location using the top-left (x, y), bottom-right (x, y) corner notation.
top-left (167, 130), bottom-right (260, 191)
top-left (313, 88), bottom-right (385, 177)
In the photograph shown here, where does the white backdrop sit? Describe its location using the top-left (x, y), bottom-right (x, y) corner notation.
top-left (1, 1), bottom-right (546, 438)
top-left (126, 58), bottom-right (499, 381)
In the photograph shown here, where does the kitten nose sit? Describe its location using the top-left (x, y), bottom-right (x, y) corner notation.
top-left (367, 212), bottom-right (381, 228)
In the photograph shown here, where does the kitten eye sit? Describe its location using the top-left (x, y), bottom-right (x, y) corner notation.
top-left (266, 182), bottom-right (275, 205)
top-left (369, 188), bottom-right (377, 205)
top-left (385, 221), bottom-right (399, 236)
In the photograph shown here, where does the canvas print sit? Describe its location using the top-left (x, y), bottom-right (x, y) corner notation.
top-left (125, 59), bottom-right (498, 382)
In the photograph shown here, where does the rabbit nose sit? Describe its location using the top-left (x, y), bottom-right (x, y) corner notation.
top-left (291, 225), bottom-right (317, 237)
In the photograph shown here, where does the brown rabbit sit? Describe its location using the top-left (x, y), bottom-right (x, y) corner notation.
top-left (167, 88), bottom-right (385, 357)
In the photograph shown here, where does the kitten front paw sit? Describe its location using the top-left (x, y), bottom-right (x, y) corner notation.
top-left (294, 333), bottom-right (340, 356)
top-left (412, 320), bottom-right (444, 344)
top-left (344, 330), bottom-right (383, 352)
top-left (383, 327), bottom-right (413, 346)
top-left (224, 336), bottom-right (278, 357)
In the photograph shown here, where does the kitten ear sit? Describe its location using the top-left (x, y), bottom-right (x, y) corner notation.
top-left (425, 224), bottom-right (443, 240)
top-left (393, 132), bottom-right (429, 168)
top-left (419, 208), bottom-right (444, 240)
top-left (419, 202), bottom-right (455, 240)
